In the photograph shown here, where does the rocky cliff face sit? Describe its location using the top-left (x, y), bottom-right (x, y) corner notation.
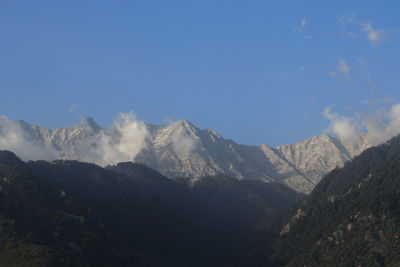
top-left (1, 117), bottom-right (372, 193)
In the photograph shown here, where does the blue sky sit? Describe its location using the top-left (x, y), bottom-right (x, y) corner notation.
top-left (1, 0), bottom-right (399, 146)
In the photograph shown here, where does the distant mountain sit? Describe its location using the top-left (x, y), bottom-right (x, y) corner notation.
top-left (0, 150), bottom-right (301, 266)
top-left (0, 116), bottom-right (373, 193)
top-left (257, 135), bottom-right (400, 266)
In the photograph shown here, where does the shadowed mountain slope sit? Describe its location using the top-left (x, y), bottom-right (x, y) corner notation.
top-left (257, 135), bottom-right (400, 266)
top-left (0, 150), bottom-right (301, 266)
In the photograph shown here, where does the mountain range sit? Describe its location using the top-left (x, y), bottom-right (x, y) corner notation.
top-left (2, 115), bottom-right (400, 265)
top-left (1, 115), bottom-right (373, 193)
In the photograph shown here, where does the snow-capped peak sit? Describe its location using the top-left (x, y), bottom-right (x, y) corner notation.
top-left (0, 117), bottom-right (375, 194)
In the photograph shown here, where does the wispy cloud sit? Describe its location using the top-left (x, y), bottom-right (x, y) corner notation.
top-left (338, 57), bottom-right (350, 77)
top-left (0, 116), bottom-right (55, 161)
top-left (68, 104), bottom-right (79, 112)
top-left (338, 15), bottom-right (389, 47)
top-left (328, 57), bottom-right (351, 78)
top-left (361, 22), bottom-right (386, 47)
top-left (327, 71), bottom-right (337, 77)
top-left (0, 112), bottom-right (150, 166)
top-left (294, 18), bottom-right (308, 33)
top-left (170, 121), bottom-right (199, 156)
top-left (0, 112), bottom-right (201, 166)
top-left (323, 107), bottom-right (361, 146)
top-left (323, 103), bottom-right (400, 147)
top-left (96, 112), bottom-right (150, 165)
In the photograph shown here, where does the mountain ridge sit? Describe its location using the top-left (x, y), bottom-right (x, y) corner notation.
top-left (1, 116), bottom-right (372, 193)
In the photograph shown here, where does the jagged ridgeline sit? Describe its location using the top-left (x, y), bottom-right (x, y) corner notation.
top-left (257, 135), bottom-right (400, 266)
top-left (0, 150), bottom-right (301, 266)
top-left (0, 116), bottom-right (375, 193)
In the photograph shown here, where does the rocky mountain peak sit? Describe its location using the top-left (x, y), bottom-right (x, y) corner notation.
top-left (0, 117), bottom-right (375, 194)
top-left (79, 117), bottom-right (101, 132)
top-left (170, 120), bottom-right (198, 133)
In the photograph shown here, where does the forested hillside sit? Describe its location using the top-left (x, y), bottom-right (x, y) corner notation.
top-left (258, 135), bottom-right (400, 266)
top-left (0, 150), bottom-right (301, 266)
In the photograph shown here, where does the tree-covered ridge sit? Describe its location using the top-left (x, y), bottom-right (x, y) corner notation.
top-left (0, 150), bottom-right (301, 266)
top-left (261, 135), bottom-right (400, 266)
top-left (0, 151), bottom-right (144, 266)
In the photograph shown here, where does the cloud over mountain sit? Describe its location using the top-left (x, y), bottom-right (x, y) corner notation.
top-left (0, 116), bottom-right (54, 161)
top-left (323, 103), bottom-right (400, 147)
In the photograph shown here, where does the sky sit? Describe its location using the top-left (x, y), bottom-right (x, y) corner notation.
top-left (1, 0), bottom-right (400, 146)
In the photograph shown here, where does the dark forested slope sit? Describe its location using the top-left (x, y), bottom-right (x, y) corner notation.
top-left (0, 151), bottom-right (143, 266)
top-left (0, 150), bottom-right (301, 266)
top-left (259, 135), bottom-right (400, 266)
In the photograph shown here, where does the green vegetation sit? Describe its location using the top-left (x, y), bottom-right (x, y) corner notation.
top-left (259, 136), bottom-right (400, 266)
top-left (0, 151), bottom-right (301, 266)
top-left (9, 130), bottom-right (400, 267)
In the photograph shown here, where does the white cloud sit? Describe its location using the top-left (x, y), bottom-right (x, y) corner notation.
top-left (362, 104), bottom-right (400, 145)
top-left (95, 112), bottom-right (150, 165)
top-left (338, 57), bottom-right (350, 78)
top-left (68, 104), bottom-right (79, 112)
top-left (361, 22), bottom-right (386, 47)
top-left (294, 18), bottom-right (308, 33)
top-left (328, 58), bottom-right (350, 79)
top-left (169, 121), bottom-right (199, 157)
top-left (0, 112), bottom-right (151, 166)
top-left (323, 103), bottom-right (400, 147)
top-left (323, 107), bottom-right (361, 146)
top-left (0, 115), bottom-right (55, 161)
top-left (338, 15), bottom-right (388, 47)
top-left (0, 113), bottom-right (201, 166)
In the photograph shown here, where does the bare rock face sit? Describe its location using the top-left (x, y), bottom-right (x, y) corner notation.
top-left (2, 118), bottom-right (372, 194)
